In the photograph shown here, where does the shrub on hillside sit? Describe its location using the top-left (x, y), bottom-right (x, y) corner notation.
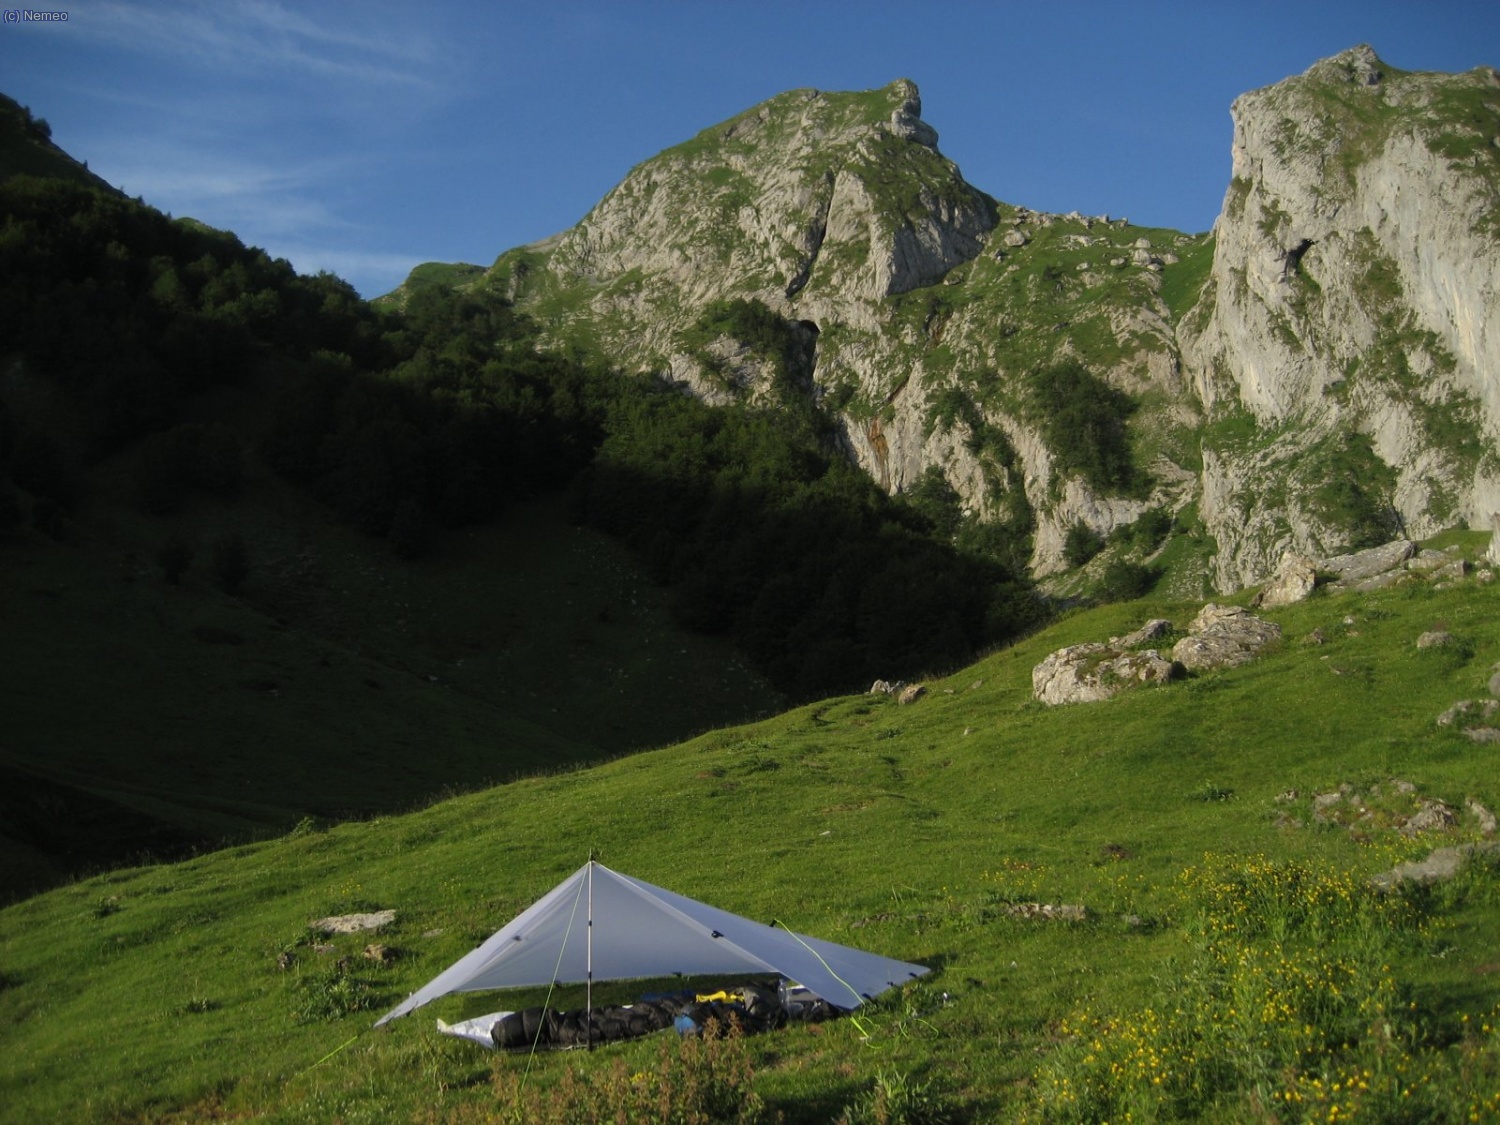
top-left (1097, 560), bottom-right (1158, 602)
top-left (1063, 521), bottom-right (1104, 567)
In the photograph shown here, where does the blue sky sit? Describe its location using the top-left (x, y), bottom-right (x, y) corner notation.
top-left (3, 1), bottom-right (1498, 297)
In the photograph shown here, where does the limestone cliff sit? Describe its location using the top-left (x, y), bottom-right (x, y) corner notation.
top-left (1182, 45), bottom-right (1500, 589)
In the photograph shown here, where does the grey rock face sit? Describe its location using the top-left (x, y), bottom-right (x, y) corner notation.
top-left (1170, 604), bottom-right (1282, 671)
top-left (1181, 45), bottom-right (1500, 591)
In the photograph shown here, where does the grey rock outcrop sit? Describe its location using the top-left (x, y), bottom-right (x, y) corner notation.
top-left (1371, 843), bottom-right (1500, 890)
top-left (1032, 641), bottom-right (1179, 705)
top-left (310, 910), bottom-right (396, 935)
top-left (1321, 540), bottom-right (1418, 586)
top-left (1170, 604), bottom-right (1282, 671)
top-left (1252, 553), bottom-right (1317, 607)
top-left (1113, 619), bottom-right (1174, 648)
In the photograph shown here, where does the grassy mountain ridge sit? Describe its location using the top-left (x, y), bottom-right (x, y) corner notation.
top-left (2, 540), bottom-right (1498, 1121)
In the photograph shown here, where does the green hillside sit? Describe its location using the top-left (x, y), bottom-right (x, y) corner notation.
top-left (2, 544), bottom-right (1497, 1122)
top-left (0, 93), bottom-right (115, 190)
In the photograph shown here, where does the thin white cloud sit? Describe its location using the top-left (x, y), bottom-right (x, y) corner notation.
top-left (85, 136), bottom-right (354, 232)
top-left (76, 0), bottom-right (439, 88)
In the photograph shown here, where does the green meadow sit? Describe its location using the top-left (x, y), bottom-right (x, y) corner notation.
top-left (2, 537), bottom-right (1498, 1122)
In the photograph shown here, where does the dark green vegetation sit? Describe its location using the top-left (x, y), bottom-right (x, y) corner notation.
top-left (0, 93), bottom-right (111, 189)
top-left (1, 543), bottom-right (1498, 1122)
top-left (0, 167), bottom-right (1043, 900)
top-left (1025, 359), bottom-right (1143, 498)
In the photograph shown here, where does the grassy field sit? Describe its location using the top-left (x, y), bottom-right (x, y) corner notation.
top-left (1, 535), bottom-right (1498, 1121)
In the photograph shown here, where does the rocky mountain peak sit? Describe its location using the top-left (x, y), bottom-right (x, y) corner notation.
top-left (886, 78), bottom-right (938, 148)
top-left (418, 48), bottom-right (1500, 600)
top-left (1302, 42), bottom-right (1386, 88)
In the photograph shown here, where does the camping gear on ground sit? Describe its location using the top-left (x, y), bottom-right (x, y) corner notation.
top-left (462, 980), bottom-right (836, 1051)
top-left (376, 860), bottom-right (928, 1045)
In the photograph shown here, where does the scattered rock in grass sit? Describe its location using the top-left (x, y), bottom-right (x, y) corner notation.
top-left (362, 943), bottom-right (394, 964)
top-left (1274, 789), bottom-right (1299, 803)
top-left (1252, 553), bottom-right (1318, 608)
top-left (1370, 842), bottom-right (1500, 890)
top-left (897, 683), bottom-right (927, 705)
top-left (1006, 902), bottom-right (1087, 921)
top-left (276, 951), bottom-right (296, 971)
top-left (1406, 549), bottom-right (1457, 573)
top-left (1416, 630), bottom-right (1456, 649)
top-left (1431, 559), bottom-right (1470, 584)
top-left (1312, 787), bottom-right (1355, 822)
top-left (1170, 604), bottom-right (1281, 672)
top-left (1467, 797), bottom-right (1497, 836)
top-left (1400, 799), bottom-right (1457, 836)
top-left (1099, 843), bottom-right (1134, 862)
top-left (1320, 539), bottom-right (1418, 588)
top-left (1299, 780), bottom-right (1494, 840)
top-left (1112, 619), bottom-right (1173, 648)
top-left (1467, 728), bottom-right (1500, 744)
top-left (1436, 699), bottom-right (1499, 726)
top-left (310, 910), bottom-right (395, 935)
top-left (869, 679), bottom-right (905, 696)
top-left (1032, 642), bottom-right (1180, 705)
top-left (1303, 628), bottom-right (1326, 646)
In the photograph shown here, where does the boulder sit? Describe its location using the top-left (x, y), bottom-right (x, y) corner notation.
top-left (1416, 630), bottom-right (1455, 649)
top-left (310, 910), bottom-right (395, 935)
top-left (1319, 540), bottom-right (1417, 585)
top-left (1114, 619), bottom-right (1173, 648)
top-left (1032, 642), bottom-right (1179, 705)
top-left (1252, 553), bottom-right (1317, 607)
top-left (1170, 604), bottom-right (1282, 672)
top-left (1370, 842), bottom-right (1500, 890)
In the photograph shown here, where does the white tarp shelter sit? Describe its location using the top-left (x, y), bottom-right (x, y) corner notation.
top-left (375, 860), bottom-right (927, 1026)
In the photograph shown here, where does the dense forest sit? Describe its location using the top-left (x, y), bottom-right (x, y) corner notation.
top-left (0, 175), bottom-right (1045, 698)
